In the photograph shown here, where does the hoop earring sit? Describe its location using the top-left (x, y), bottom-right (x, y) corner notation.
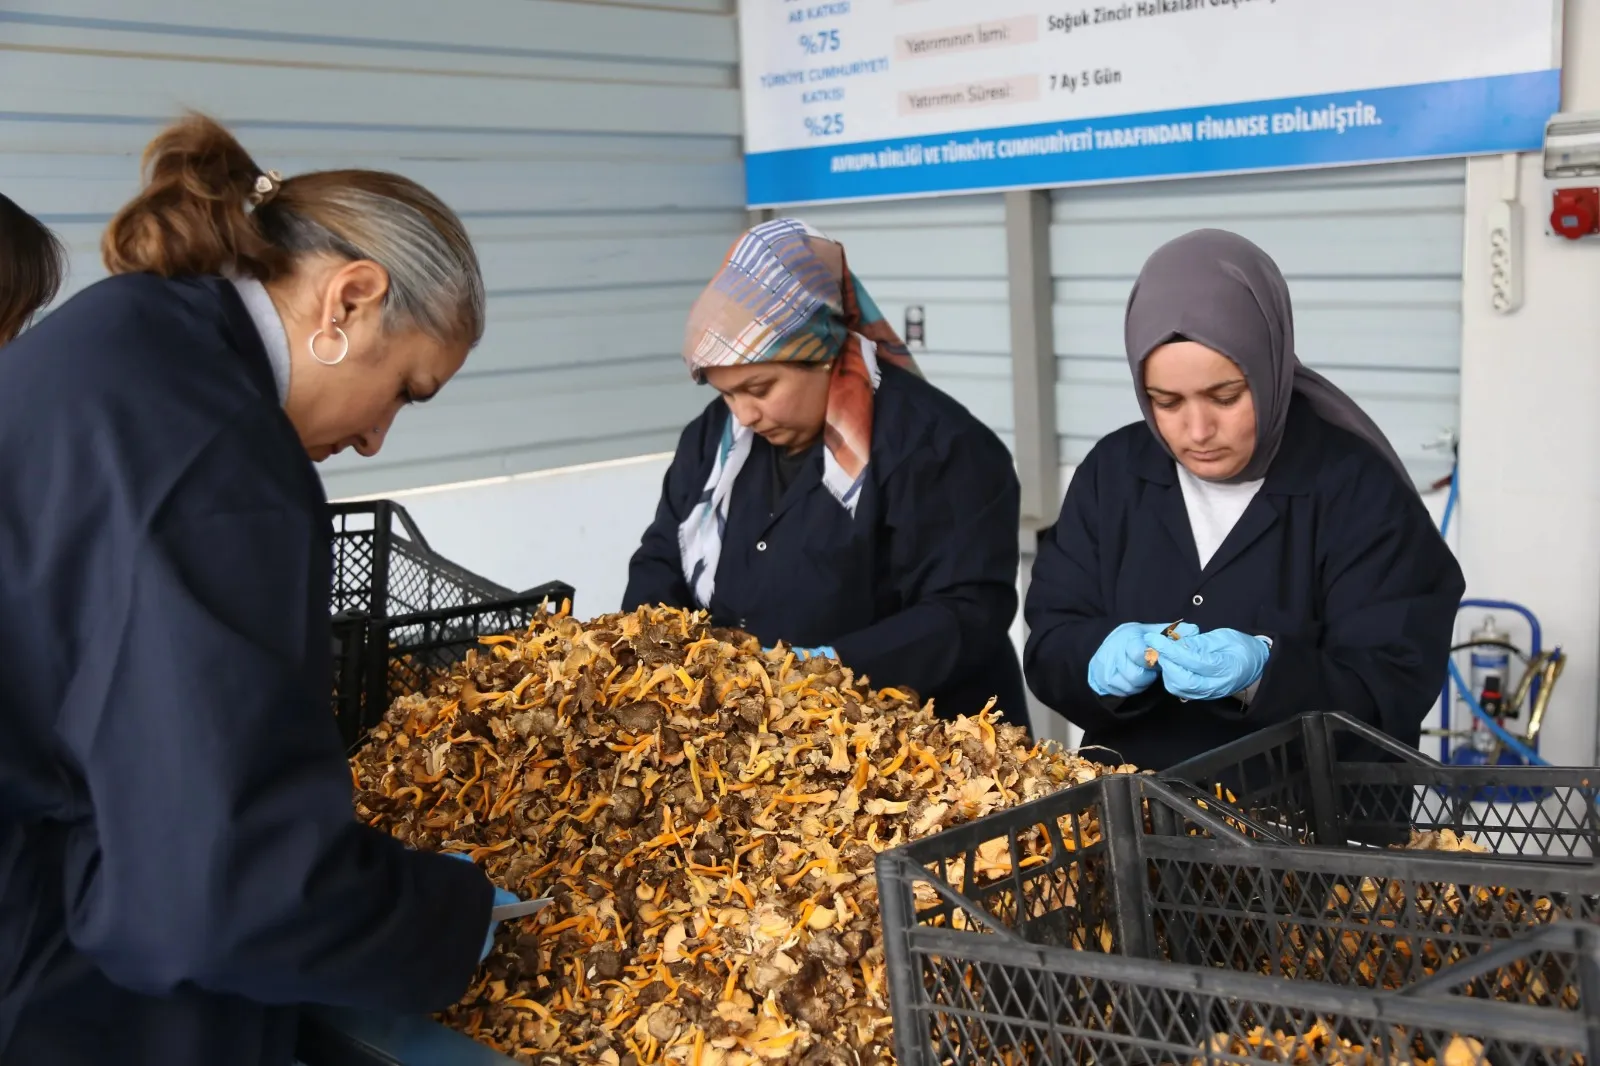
top-left (309, 325), bottom-right (349, 367)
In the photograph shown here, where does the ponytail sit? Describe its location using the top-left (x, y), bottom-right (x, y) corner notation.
top-left (101, 113), bottom-right (484, 346)
top-left (102, 113), bottom-right (286, 281)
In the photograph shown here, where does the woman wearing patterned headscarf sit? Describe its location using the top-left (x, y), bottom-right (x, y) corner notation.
top-left (625, 218), bottom-right (1028, 727)
top-left (1023, 229), bottom-right (1463, 770)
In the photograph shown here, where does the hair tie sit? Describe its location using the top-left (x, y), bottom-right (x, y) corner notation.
top-left (248, 169), bottom-right (283, 206)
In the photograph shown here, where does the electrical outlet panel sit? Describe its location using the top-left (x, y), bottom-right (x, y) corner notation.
top-left (1487, 200), bottom-right (1523, 314)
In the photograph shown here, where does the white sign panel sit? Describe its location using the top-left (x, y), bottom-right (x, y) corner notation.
top-left (739, 0), bottom-right (1562, 206)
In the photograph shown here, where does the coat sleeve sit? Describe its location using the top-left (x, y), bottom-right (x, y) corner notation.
top-left (1242, 458), bottom-right (1464, 735)
top-left (1022, 446), bottom-right (1164, 733)
top-left (57, 412), bottom-right (491, 1011)
top-left (622, 409), bottom-right (719, 611)
top-left (830, 427), bottom-right (1019, 701)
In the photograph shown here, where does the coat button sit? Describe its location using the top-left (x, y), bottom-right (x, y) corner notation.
top-left (1192, 594), bottom-right (1204, 606)
top-left (756, 541), bottom-right (768, 552)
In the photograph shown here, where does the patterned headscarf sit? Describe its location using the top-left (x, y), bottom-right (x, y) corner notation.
top-left (677, 218), bottom-right (919, 608)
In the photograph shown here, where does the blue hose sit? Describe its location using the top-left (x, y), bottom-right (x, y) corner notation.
top-left (1445, 657), bottom-right (1550, 766)
top-left (1439, 463), bottom-right (1459, 539)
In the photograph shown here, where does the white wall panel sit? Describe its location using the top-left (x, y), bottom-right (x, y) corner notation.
top-left (1050, 160), bottom-right (1466, 488)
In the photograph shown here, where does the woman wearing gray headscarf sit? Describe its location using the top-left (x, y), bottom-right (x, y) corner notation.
top-left (1023, 229), bottom-right (1463, 770)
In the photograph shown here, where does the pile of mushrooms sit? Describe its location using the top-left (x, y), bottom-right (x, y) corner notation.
top-left (350, 605), bottom-right (1134, 1066)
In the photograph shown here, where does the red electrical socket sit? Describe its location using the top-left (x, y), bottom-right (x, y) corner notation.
top-left (1550, 187), bottom-right (1600, 240)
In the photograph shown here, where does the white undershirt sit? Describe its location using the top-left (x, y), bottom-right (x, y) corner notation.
top-left (1174, 463), bottom-right (1268, 703)
top-left (1175, 463), bottom-right (1264, 569)
top-left (228, 275), bottom-right (291, 406)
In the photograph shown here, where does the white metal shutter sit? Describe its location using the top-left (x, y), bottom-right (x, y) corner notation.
top-left (789, 195), bottom-right (1014, 449)
top-left (0, 0), bottom-right (745, 499)
top-left (1050, 160), bottom-right (1465, 489)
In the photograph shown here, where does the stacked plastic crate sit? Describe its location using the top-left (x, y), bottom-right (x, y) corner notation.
top-left (878, 712), bottom-right (1600, 1066)
top-left (328, 501), bottom-right (574, 751)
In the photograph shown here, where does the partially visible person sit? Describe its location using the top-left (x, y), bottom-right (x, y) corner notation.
top-left (0, 114), bottom-right (506, 1066)
top-left (625, 218), bottom-right (1029, 728)
top-left (0, 191), bottom-right (67, 343)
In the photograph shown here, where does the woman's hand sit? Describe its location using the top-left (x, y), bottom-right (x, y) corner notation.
top-left (445, 852), bottom-right (520, 962)
top-left (1088, 622), bottom-right (1197, 697)
top-left (763, 645), bottom-right (837, 661)
top-left (1144, 628), bottom-right (1270, 701)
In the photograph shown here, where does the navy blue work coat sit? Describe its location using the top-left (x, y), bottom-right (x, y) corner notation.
top-left (0, 275), bottom-right (489, 1066)
top-left (1024, 396), bottom-right (1465, 770)
top-left (625, 364), bottom-right (1029, 728)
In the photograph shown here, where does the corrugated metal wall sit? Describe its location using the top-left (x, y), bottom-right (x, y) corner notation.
top-left (1051, 160), bottom-right (1465, 488)
top-left (0, 0), bottom-right (745, 499)
top-left (789, 195), bottom-right (1014, 449)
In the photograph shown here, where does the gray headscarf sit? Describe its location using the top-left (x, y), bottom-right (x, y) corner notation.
top-left (1124, 228), bottom-right (1411, 487)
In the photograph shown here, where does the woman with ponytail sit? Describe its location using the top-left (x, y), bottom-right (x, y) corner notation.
top-left (0, 115), bottom-right (498, 1066)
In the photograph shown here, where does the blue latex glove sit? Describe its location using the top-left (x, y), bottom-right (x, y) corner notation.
top-left (1088, 622), bottom-right (1197, 697)
top-left (1144, 627), bottom-right (1271, 701)
top-left (763, 645), bottom-right (837, 661)
top-left (445, 852), bottom-right (520, 962)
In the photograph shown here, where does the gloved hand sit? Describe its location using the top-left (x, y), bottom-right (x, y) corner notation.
top-left (763, 645), bottom-right (837, 661)
top-left (1144, 627), bottom-right (1271, 701)
top-left (1088, 622), bottom-right (1197, 697)
top-left (445, 852), bottom-right (520, 962)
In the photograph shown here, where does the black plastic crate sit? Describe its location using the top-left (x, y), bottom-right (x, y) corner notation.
top-left (325, 499), bottom-right (574, 751)
top-left (877, 773), bottom-right (1600, 1066)
top-left (1160, 712), bottom-right (1600, 861)
top-left (331, 500), bottom-right (513, 618)
top-left (333, 585), bottom-right (573, 752)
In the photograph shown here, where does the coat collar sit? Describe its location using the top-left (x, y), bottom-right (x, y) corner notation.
top-left (768, 440), bottom-right (824, 525)
top-left (226, 274), bottom-right (291, 405)
top-left (208, 274), bottom-right (329, 513)
top-left (1134, 393), bottom-right (1321, 497)
top-left (209, 275), bottom-right (282, 406)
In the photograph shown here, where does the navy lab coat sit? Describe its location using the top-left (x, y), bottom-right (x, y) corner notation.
top-left (1024, 396), bottom-right (1465, 771)
top-left (625, 363), bottom-right (1029, 727)
top-left (0, 275), bottom-right (490, 1066)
